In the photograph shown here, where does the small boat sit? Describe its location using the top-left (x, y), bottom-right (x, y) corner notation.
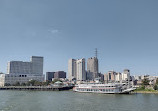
top-left (73, 83), bottom-right (136, 94)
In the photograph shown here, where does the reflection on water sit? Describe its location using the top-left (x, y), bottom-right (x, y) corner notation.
top-left (0, 91), bottom-right (158, 111)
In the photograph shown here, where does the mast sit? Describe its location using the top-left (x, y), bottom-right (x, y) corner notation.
top-left (95, 48), bottom-right (98, 58)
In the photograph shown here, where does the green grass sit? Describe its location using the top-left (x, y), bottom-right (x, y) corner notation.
top-left (134, 87), bottom-right (158, 93)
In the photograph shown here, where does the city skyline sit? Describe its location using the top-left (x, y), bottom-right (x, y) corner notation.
top-left (0, 0), bottom-right (158, 75)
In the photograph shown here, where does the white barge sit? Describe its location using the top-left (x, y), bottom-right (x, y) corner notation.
top-left (73, 83), bottom-right (135, 94)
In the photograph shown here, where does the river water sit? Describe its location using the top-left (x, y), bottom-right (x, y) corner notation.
top-left (0, 90), bottom-right (158, 111)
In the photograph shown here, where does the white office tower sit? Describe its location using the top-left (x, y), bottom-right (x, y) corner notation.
top-left (122, 69), bottom-right (130, 81)
top-left (76, 58), bottom-right (86, 81)
top-left (68, 58), bottom-right (86, 81)
top-left (87, 57), bottom-right (98, 80)
top-left (68, 59), bottom-right (76, 81)
top-left (123, 69), bottom-right (130, 88)
top-left (115, 72), bottom-right (122, 82)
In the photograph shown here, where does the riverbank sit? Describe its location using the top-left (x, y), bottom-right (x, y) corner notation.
top-left (133, 91), bottom-right (158, 94)
top-left (132, 89), bottom-right (158, 94)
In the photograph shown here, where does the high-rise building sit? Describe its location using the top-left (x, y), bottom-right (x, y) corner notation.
top-left (87, 57), bottom-right (98, 80)
top-left (3, 56), bottom-right (44, 86)
top-left (54, 71), bottom-right (66, 79)
top-left (68, 58), bottom-right (86, 81)
top-left (122, 69), bottom-right (130, 88)
top-left (0, 74), bottom-right (5, 86)
top-left (7, 61), bottom-right (32, 74)
top-left (46, 72), bottom-right (55, 81)
top-left (98, 73), bottom-right (104, 82)
top-left (122, 69), bottom-right (130, 81)
top-left (31, 56), bottom-right (43, 75)
top-left (104, 74), bottom-right (108, 83)
top-left (68, 59), bottom-right (76, 81)
top-left (104, 71), bottom-right (117, 82)
top-left (115, 72), bottom-right (122, 82)
top-left (7, 56), bottom-right (43, 75)
top-left (104, 71), bottom-right (121, 83)
top-left (76, 58), bottom-right (86, 81)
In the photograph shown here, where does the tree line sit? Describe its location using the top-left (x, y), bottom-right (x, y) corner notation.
top-left (141, 78), bottom-right (158, 90)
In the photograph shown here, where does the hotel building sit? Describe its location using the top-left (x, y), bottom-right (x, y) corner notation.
top-left (0, 56), bottom-right (44, 86)
top-left (68, 58), bottom-right (86, 81)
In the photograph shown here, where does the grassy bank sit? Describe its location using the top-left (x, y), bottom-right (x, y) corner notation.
top-left (133, 88), bottom-right (158, 94)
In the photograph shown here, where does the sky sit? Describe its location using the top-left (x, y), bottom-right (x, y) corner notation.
top-left (0, 0), bottom-right (158, 76)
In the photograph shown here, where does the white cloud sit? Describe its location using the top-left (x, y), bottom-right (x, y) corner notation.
top-left (49, 29), bottom-right (59, 34)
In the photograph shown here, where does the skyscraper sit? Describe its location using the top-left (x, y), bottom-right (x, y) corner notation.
top-left (122, 69), bottom-right (130, 88)
top-left (122, 69), bottom-right (130, 81)
top-left (87, 57), bottom-right (98, 80)
top-left (107, 71), bottom-right (116, 82)
top-left (31, 56), bottom-right (43, 75)
top-left (68, 58), bottom-right (86, 81)
top-left (68, 59), bottom-right (76, 81)
top-left (115, 72), bottom-right (122, 82)
top-left (76, 58), bottom-right (86, 81)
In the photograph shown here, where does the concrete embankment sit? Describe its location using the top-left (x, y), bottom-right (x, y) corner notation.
top-left (0, 86), bottom-right (73, 91)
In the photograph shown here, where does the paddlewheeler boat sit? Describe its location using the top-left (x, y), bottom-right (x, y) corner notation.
top-left (73, 83), bottom-right (135, 94)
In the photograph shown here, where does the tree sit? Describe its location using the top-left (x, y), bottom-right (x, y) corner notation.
top-left (141, 78), bottom-right (149, 86)
top-left (140, 85), bottom-right (145, 90)
top-left (26, 80), bottom-right (36, 86)
top-left (21, 83), bottom-right (26, 86)
top-left (26, 82), bottom-right (31, 86)
top-left (42, 80), bottom-right (51, 86)
top-left (153, 85), bottom-right (158, 90)
top-left (4, 83), bottom-right (11, 86)
top-left (156, 78), bottom-right (158, 85)
top-left (14, 81), bottom-right (20, 86)
top-left (29, 80), bottom-right (36, 86)
top-left (26, 80), bottom-right (43, 86)
top-left (34, 81), bottom-right (42, 86)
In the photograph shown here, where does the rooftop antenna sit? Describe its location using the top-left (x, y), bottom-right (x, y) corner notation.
top-left (95, 48), bottom-right (98, 58)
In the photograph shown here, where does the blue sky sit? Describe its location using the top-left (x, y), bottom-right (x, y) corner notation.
top-left (0, 0), bottom-right (158, 75)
